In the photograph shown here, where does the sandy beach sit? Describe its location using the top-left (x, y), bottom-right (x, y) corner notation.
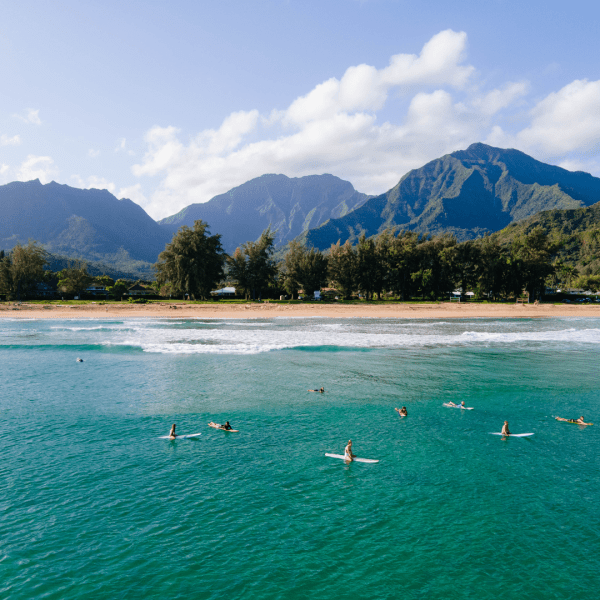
top-left (2, 301), bottom-right (599, 320)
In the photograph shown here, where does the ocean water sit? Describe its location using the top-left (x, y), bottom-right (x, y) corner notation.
top-left (1, 317), bottom-right (599, 600)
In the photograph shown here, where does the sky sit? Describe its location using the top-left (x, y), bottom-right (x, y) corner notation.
top-left (1, 0), bottom-right (600, 220)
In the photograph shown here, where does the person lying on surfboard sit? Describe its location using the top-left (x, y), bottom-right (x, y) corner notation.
top-left (344, 440), bottom-right (356, 462)
top-left (308, 387), bottom-right (325, 393)
top-left (395, 407), bottom-right (408, 416)
top-left (501, 421), bottom-right (510, 436)
top-left (169, 424), bottom-right (177, 439)
top-left (556, 416), bottom-right (591, 425)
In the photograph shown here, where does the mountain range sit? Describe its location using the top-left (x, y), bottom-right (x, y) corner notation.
top-left (159, 173), bottom-right (370, 253)
top-left (299, 143), bottom-right (600, 250)
top-left (1, 144), bottom-right (600, 278)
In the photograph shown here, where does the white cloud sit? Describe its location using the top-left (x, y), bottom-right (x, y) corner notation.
top-left (70, 174), bottom-right (116, 193)
top-left (118, 183), bottom-right (149, 207)
top-left (127, 30), bottom-right (600, 220)
top-left (13, 108), bottom-right (41, 125)
top-left (115, 138), bottom-right (127, 152)
top-left (16, 155), bottom-right (57, 183)
top-left (0, 134), bottom-right (21, 146)
top-left (516, 79), bottom-right (600, 156)
top-left (0, 164), bottom-right (8, 174)
top-left (88, 148), bottom-right (100, 158)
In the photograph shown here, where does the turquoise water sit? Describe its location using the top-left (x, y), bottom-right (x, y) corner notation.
top-left (1, 317), bottom-right (600, 599)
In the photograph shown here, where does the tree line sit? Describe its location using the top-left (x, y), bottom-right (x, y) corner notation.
top-left (153, 220), bottom-right (575, 301)
top-left (0, 242), bottom-right (144, 301)
top-left (2, 220), bottom-right (595, 302)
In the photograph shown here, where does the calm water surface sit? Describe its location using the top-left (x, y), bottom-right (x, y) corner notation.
top-left (1, 317), bottom-right (599, 599)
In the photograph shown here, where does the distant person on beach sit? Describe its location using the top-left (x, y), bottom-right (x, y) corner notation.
top-left (395, 407), bottom-right (407, 416)
top-left (501, 421), bottom-right (510, 436)
top-left (169, 424), bottom-right (177, 439)
top-left (308, 387), bottom-right (325, 393)
top-left (556, 416), bottom-right (591, 425)
top-left (344, 440), bottom-right (356, 462)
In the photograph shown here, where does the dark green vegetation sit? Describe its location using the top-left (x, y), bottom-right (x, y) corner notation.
top-left (491, 202), bottom-right (600, 291)
top-left (159, 174), bottom-right (370, 253)
top-left (300, 143), bottom-right (600, 250)
top-left (227, 229), bottom-right (279, 300)
top-left (155, 221), bottom-right (226, 300)
top-left (0, 179), bottom-right (171, 277)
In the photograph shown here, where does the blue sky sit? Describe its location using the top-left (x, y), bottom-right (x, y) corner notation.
top-left (1, 0), bottom-right (599, 219)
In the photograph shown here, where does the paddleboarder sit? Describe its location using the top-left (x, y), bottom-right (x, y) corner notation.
top-left (501, 421), bottom-right (510, 436)
top-left (169, 424), bottom-right (177, 439)
top-left (344, 440), bottom-right (356, 462)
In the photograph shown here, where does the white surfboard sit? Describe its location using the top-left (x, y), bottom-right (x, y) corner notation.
top-left (443, 403), bottom-right (474, 410)
top-left (489, 432), bottom-right (534, 437)
top-left (325, 453), bottom-right (379, 463)
top-left (159, 433), bottom-right (202, 439)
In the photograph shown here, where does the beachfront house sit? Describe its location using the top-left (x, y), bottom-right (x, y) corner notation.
top-left (128, 284), bottom-right (153, 296)
top-left (211, 286), bottom-right (236, 297)
top-left (85, 284), bottom-right (108, 297)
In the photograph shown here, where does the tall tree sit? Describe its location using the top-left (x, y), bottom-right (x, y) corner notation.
top-left (283, 241), bottom-right (329, 299)
top-left (328, 240), bottom-right (357, 300)
top-left (155, 220), bottom-right (226, 300)
top-left (57, 261), bottom-right (92, 296)
top-left (387, 231), bottom-right (421, 300)
top-left (0, 241), bottom-right (48, 300)
top-left (511, 226), bottom-right (557, 300)
top-left (228, 228), bottom-right (278, 300)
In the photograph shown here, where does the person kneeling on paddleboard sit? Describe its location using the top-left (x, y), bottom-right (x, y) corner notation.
top-left (169, 424), bottom-right (177, 439)
top-left (501, 421), bottom-right (510, 436)
top-left (344, 440), bottom-right (356, 462)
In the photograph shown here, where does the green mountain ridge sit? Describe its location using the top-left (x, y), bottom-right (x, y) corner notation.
top-left (491, 202), bottom-right (600, 276)
top-left (300, 143), bottom-right (600, 249)
top-left (159, 173), bottom-right (371, 253)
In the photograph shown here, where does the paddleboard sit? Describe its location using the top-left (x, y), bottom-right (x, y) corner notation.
top-left (443, 403), bottom-right (474, 410)
top-left (489, 432), bottom-right (534, 437)
top-left (159, 433), bottom-right (202, 439)
top-left (325, 453), bottom-right (379, 463)
top-left (208, 423), bottom-right (239, 432)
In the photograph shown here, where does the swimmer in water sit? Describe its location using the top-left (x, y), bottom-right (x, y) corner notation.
top-left (556, 416), bottom-right (592, 425)
top-left (169, 424), bottom-right (177, 439)
top-left (308, 387), bottom-right (325, 393)
top-left (395, 407), bottom-right (408, 416)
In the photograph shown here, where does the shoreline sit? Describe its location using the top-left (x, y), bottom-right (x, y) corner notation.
top-left (2, 301), bottom-right (600, 320)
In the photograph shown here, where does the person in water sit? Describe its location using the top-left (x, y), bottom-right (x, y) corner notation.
top-left (221, 421), bottom-right (233, 430)
top-left (395, 407), bottom-right (408, 416)
top-left (169, 424), bottom-right (177, 439)
top-left (556, 415), bottom-right (590, 425)
top-left (308, 387), bottom-right (325, 393)
top-left (501, 421), bottom-right (510, 436)
top-left (344, 440), bottom-right (356, 462)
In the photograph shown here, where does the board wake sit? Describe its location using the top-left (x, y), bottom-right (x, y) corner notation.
top-left (159, 433), bottom-right (202, 439)
top-left (443, 403), bottom-right (474, 410)
top-left (489, 432), bottom-right (534, 437)
top-left (325, 453), bottom-right (379, 463)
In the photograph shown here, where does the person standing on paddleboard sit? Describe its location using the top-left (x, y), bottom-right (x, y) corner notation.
top-left (501, 421), bottom-right (510, 436)
top-left (344, 440), bottom-right (356, 462)
top-left (169, 424), bottom-right (177, 439)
